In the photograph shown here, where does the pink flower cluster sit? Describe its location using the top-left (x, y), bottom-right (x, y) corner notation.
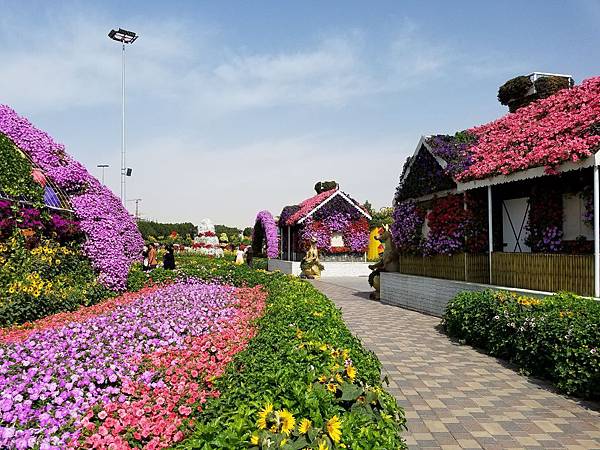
top-left (0, 105), bottom-right (143, 290)
top-left (75, 286), bottom-right (265, 450)
top-left (284, 188), bottom-right (338, 226)
top-left (0, 281), bottom-right (266, 449)
top-left (460, 77), bottom-right (600, 181)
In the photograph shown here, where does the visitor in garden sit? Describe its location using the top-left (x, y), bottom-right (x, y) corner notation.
top-left (235, 246), bottom-right (245, 265)
top-left (142, 244), bottom-right (149, 271)
top-left (163, 243), bottom-right (176, 270)
top-left (148, 243), bottom-right (158, 269)
top-left (245, 246), bottom-right (254, 267)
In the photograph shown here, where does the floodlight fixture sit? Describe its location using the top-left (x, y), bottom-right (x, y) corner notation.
top-left (108, 28), bottom-right (138, 44)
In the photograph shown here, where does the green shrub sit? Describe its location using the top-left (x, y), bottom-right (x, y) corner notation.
top-left (443, 290), bottom-right (600, 399)
top-left (176, 257), bottom-right (407, 449)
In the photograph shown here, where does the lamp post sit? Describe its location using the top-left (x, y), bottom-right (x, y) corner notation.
top-left (97, 164), bottom-right (109, 184)
top-left (108, 28), bottom-right (138, 205)
top-left (127, 198), bottom-right (143, 220)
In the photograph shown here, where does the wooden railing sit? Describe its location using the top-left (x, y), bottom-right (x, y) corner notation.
top-left (398, 252), bottom-right (594, 296)
top-left (399, 253), bottom-right (489, 283)
top-left (491, 253), bottom-right (594, 297)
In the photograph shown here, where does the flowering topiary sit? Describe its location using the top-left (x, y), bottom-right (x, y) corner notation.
top-left (0, 105), bottom-right (143, 290)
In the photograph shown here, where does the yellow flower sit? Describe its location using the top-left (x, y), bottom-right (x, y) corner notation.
top-left (250, 434), bottom-right (259, 445)
top-left (326, 415), bottom-right (342, 443)
top-left (318, 374), bottom-right (327, 383)
top-left (298, 418), bottom-right (311, 434)
top-left (257, 402), bottom-right (273, 429)
top-left (341, 349), bottom-right (350, 360)
top-left (346, 364), bottom-right (356, 381)
top-left (280, 438), bottom-right (287, 447)
top-left (318, 440), bottom-right (329, 450)
top-left (335, 373), bottom-right (344, 384)
top-left (277, 409), bottom-right (295, 435)
top-left (326, 383), bottom-right (337, 393)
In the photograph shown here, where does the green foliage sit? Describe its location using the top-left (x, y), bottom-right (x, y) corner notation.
top-left (498, 75), bottom-right (573, 113)
top-left (497, 76), bottom-right (533, 111)
top-left (136, 220), bottom-right (196, 244)
top-left (369, 207), bottom-right (393, 229)
top-left (0, 231), bottom-right (114, 327)
top-left (534, 75), bottom-right (573, 100)
top-left (243, 227), bottom-right (254, 237)
top-left (0, 133), bottom-right (44, 204)
top-left (314, 181), bottom-right (338, 194)
top-left (442, 290), bottom-right (600, 399)
top-left (170, 256), bottom-right (406, 449)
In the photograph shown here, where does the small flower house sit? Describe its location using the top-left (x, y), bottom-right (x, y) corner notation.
top-left (264, 185), bottom-right (372, 277)
top-left (386, 75), bottom-right (600, 307)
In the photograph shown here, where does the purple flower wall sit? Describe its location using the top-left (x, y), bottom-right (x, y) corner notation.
top-left (0, 105), bottom-right (143, 291)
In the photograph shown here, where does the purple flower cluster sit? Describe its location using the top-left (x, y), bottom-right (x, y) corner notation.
top-left (539, 226), bottom-right (563, 253)
top-left (323, 212), bottom-right (351, 232)
top-left (254, 210), bottom-right (279, 258)
top-left (391, 200), bottom-right (425, 253)
top-left (278, 205), bottom-right (300, 226)
top-left (0, 281), bottom-right (238, 449)
top-left (421, 231), bottom-right (464, 256)
top-left (426, 133), bottom-right (475, 177)
top-left (395, 148), bottom-right (455, 202)
top-left (299, 217), bottom-right (330, 250)
top-left (0, 105), bottom-right (143, 290)
top-left (314, 195), bottom-right (363, 221)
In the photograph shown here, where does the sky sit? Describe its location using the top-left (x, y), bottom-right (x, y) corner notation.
top-left (1, 1), bottom-right (599, 227)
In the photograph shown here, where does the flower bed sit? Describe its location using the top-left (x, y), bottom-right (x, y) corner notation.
top-left (178, 259), bottom-right (407, 449)
top-left (0, 279), bottom-right (266, 448)
top-left (442, 290), bottom-right (600, 399)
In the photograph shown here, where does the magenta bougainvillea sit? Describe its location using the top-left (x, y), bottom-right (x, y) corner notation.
top-left (461, 76), bottom-right (600, 181)
top-left (0, 105), bottom-right (143, 290)
top-left (253, 210), bottom-right (279, 258)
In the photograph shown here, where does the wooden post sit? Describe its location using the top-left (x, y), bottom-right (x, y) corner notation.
top-left (594, 165), bottom-right (599, 297)
top-left (488, 186), bottom-right (493, 285)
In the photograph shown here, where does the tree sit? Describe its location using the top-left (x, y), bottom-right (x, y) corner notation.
top-left (363, 200), bottom-right (374, 216)
top-left (243, 227), bottom-right (254, 237)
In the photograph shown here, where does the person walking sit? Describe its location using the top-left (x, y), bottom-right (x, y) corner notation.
top-left (142, 244), bottom-right (149, 271)
top-left (245, 246), bottom-right (254, 268)
top-left (235, 246), bottom-right (244, 265)
top-left (163, 243), bottom-right (176, 270)
top-left (148, 243), bottom-right (158, 270)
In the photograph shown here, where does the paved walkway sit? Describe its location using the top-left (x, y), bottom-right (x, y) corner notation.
top-left (311, 277), bottom-right (600, 450)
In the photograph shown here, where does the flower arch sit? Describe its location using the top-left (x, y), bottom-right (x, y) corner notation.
top-left (252, 210), bottom-right (279, 258)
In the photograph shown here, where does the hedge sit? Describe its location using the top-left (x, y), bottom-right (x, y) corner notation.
top-left (442, 290), bottom-right (600, 399)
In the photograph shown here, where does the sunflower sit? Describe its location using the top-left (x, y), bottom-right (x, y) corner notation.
top-left (250, 434), bottom-right (259, 445)
top-left (298, 418), bottom-right (311, 435)
top-left (277, 409), bottom-right (296, 435)
top-left (257, 403), bottom-right (273, 429)
top-left (327, 415), bottom-right (342, 443)
top-left (326, 383), bottom-right (337, 393)
top-left (345, 364), bottom-right (356, 381)
top-left (335, 373), bottom-right (344, 384)
top-left (317, 440), bottom-right (329, 450)
top-left (318, 374), bottom-right (328, 383)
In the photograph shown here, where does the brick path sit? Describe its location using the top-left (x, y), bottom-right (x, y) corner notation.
top-left (311, 277), bottom-right (600, 450)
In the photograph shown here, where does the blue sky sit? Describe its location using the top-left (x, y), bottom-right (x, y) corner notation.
top-left (1, 0), bottom-right (599, 227)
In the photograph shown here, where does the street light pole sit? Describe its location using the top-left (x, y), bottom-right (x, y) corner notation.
top-left (108, 28), bottom-right (138, 205)
top-left (97, 164), bottom-right (109, 184)
top-left (127, 198), bottom-right (142, 220)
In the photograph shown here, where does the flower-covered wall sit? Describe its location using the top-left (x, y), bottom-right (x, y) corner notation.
top-left (0, 105), bottom-right (143, 291)
top-left (252, 210), bottom-right (279, 258)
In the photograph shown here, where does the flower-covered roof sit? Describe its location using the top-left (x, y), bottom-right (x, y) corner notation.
top-left (280, 188), bottom-right (370, 226)
top-left (460, 76), bottom-right (600, 181)
top-left (397, 76), bottom-right (600, 199)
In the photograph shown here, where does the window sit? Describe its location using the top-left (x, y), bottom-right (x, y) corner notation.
top-left (563, 193), bottom-right (593, 240)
